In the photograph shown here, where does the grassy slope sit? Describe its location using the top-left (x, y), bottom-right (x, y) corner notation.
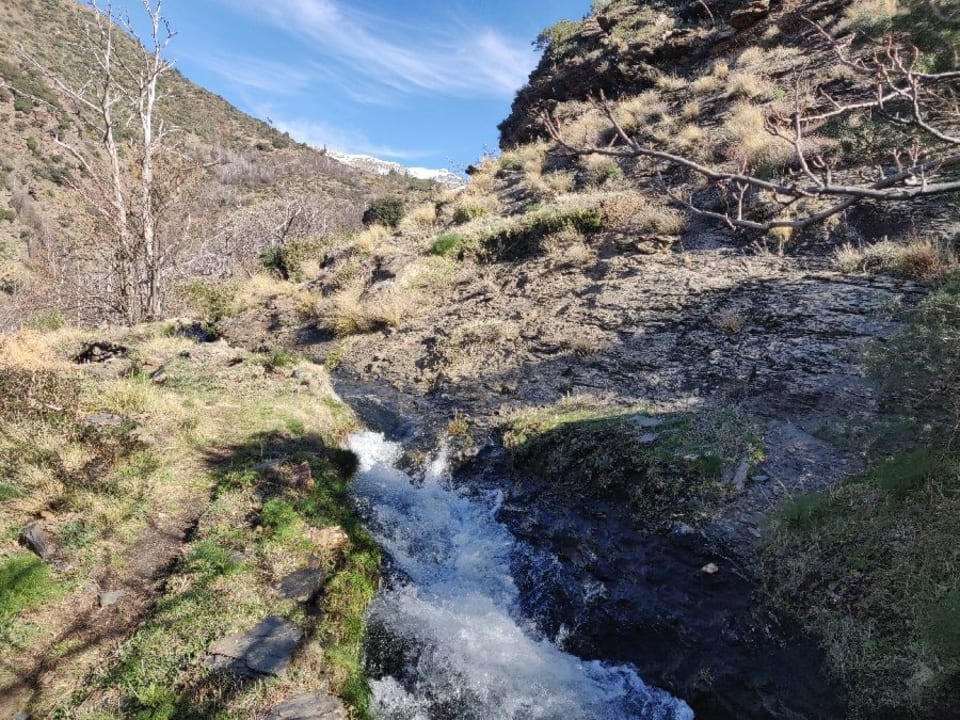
top-left (0, 325), bottom-right (378, 719)
top-left (762, 279), bottom-right (960, 719)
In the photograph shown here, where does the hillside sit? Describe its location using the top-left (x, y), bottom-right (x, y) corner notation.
top-left (209, 0), bottom-right (959, 717)
top-left (0, 0), bottom-right (438, 328)
top-left (1, 0), bottom-right (959, 719)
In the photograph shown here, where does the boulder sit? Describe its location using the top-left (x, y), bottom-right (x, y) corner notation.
top-left (21, 521), bottom-right (50, 559)
top-left (205, 616), bottom-right (303, 677)
top-left (266, 693), bottom-right (348, 720)
top-left (278, 567), bottom-right (327, 603)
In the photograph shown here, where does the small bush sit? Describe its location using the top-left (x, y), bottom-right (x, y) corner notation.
top-left (179, 280), bottom-right (236, 323)
top-left (362, 198), bottom-right (405, 228)
top-left (429, 233), bottom-right (464, 259)
top-left (452, 205), bottom-right (486, 225)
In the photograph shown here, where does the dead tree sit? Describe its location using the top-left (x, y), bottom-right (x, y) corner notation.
top-left (541, 18), bottom-right (960, 234)
top-left (21, 0), bottom-right (179, 323)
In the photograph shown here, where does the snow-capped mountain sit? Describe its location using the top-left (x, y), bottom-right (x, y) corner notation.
top-left (330, 151), bottom-right (465, 188)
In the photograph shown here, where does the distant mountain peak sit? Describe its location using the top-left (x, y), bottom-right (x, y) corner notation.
top-left (329, 151), bottom-right (465, 188)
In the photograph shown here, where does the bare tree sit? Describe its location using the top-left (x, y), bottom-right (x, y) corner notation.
top-left (541, 16), bottom-right (960, 234)
top-left (21, 0), bottom-right (181, 322)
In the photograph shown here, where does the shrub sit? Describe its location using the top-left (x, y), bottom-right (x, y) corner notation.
top-left (452, 205), bottom-right (486, 225)
top-left (535, 19), bottom-right (582, 59)
top-left (429, 233), bottom-right (464, 259)
top-left (362, 198), bottom-right (405, 228)
top-left (179, 280), bottom-right (236, 323)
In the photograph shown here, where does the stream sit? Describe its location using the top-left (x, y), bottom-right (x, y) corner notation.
top-left (347, 430), bottom-right (694, 720)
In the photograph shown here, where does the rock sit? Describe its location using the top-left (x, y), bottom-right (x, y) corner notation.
top-left (638, 432), bottom-right (658, 445)
top-left (21, 521), bottom-right (50, 559)
top-left (305, 525), bottom-right (349, 553)
top-left (149, 368), bottom-right (168, 385)
top-left (99, 589), bottom-right (128, 608)
top-left (732, 457), bottom-right (751, 491)
top-left (701, 562), bottom-right (720, 575)
top-left (205, 616), bottom-right (303, 677)
top-left (290, 461), bottom-right (314, 490)
top-left (629, 414), bottom-right (664, 429)
top-left (728, 0), bottom-right (769, 29)
top-left (278, 568), bottom-right (327, 603)
top-left (266, 693), bottom-right (349, 720)
top-left (14, 712), bottom-right (31, 720)
top-left (82, 412), bottom-right (127, 428)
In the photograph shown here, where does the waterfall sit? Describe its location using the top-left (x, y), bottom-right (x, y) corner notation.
top-left (348, 430), bottom-right (694, 720)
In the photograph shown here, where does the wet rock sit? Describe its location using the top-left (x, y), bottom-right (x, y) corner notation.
top-left (278, 568), bottom-right (326, 603)
top-left (205, 616), bottom-right (303, 677)
top-left (266, 693), bottom-right (349, 720)
top-left (21, 521), bottom-right (50, 559)
top-left (702, 563), bottom-right (720, 575)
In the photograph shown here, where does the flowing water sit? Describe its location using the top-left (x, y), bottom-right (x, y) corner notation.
top-left (347, 430), bottom-right (694, 720)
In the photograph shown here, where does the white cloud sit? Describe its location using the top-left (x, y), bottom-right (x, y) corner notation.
top-left (219, 0), bottom-right (538, 99)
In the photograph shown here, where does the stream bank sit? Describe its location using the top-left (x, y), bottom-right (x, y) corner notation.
top-left (223, 240), bottom-right (926, 717)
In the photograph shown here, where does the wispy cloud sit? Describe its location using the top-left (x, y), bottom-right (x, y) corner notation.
top-left (195, 53), bottom-right (313, 95)
top-left (264, 111), bottom-right (431, 160)
top-left (219, 0), bottom-right (538, 99)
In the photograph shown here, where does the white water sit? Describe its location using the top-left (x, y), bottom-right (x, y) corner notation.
top-left (347, 431), bottom-right (695, 720)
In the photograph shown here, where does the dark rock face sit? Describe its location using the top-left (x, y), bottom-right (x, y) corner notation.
top-left (266, 693), bottom-right (349, 720)
top-left (498, 477), bottom-right (844, 720)
top-left (204, 616), bottom-right (303, 677)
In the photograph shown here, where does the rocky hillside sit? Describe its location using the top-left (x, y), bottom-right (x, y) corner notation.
top-left (207, 0), bottom-right (959, 717)
top-left (2, 0), bottom-right (959, 719)
top-left (0, 0), bottom-right (436, 328)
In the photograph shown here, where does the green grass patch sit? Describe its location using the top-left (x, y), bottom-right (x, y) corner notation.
top-left (429, 232), bottom-right (464, 259)
top-left (478, 206), bottom-right (604, 262)
top-left (502, 401), bottom-right (763, 529)
top-left (765, 449), bottom-right (960, 717)
top-left (0, 552), bottom-right (62, 626)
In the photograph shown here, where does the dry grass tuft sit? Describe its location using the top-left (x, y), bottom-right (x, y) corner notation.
top-left (727, 71), bottom-right (776, 100)
top-left (723, 102), bottom-right (794, 170)
top-left (602, 193), bottom-right (685, 235)
top-left (712, 308), bottom-right (745, 334)
top-left (655, 73), bottom-right (688, 92)
top-left (835, 237), bottom-right (956, 281)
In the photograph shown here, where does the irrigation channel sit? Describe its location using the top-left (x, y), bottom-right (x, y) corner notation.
top-left (346, 429), bottom-right (694, 720)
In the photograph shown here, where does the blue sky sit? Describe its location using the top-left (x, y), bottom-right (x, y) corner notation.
top-left (119, 0), bottom-right (591, 170)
